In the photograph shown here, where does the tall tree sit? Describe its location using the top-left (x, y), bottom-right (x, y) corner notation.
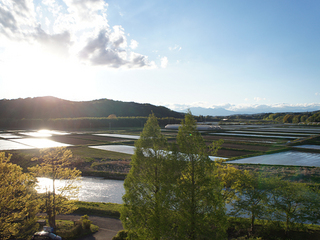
top-left (300, 187), bottom-right (320, 224)
top-left (121, 114), bottom-right (180, 240)
top-left (0, 152), bottom-right (39, 240)
top-left (230, 172), bottom-right (269, 233)
top-left (28, 147), bottom-right (81, 229)
top-left (174, 111), bottom-right (227, 240)
top-left (268, 178), bottom-right (307, 232)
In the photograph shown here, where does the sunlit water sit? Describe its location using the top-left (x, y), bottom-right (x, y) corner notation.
top-left (36, 177), bottom-right (125, 204)
top-left (227, 151), bottom-right (320, 167)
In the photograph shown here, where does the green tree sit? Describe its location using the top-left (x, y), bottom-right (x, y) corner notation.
top-left (28, 147), bottom-right (81, 229)
top-left (215, 161), bottom-right (243, 203)
top-left (0, 152), bottom-right (39, 240)
top-left (300, 187), bottom-right (320, 224)
top-left (173, 112), bottom-right (227, 240)
top-left (300, 115), bottom-right (308, 122)
top-left (268, 179), bottom-right (307, 232)
top-left (292, 115), bottom-right (301, 124)
top-left (283, 114), bottom-right (293, 123)
top-left (121, 114), bottom-right (180, 240)
top-left (230, 172), bottom-right (269, 233)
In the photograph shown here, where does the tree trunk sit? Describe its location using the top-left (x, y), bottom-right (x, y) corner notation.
top-left (190, 156), bottom-right (195, 240)
top-left (52, 177), bottom-right (56, 229)
top-left (46, 191), bottom-right (55, 228)
top-left (251, 213), bottom-right (255, 233)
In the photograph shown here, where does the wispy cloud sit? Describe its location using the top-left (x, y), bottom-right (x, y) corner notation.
top-left (169, 44), bottom-right (182, 51)
top-left (0, 0), bottom-right (155, 69)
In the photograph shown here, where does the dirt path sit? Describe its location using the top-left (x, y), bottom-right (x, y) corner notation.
top-left (56, 214), bottom-right (123, 240)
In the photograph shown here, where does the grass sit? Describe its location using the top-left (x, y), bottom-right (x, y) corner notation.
top-left (73, 201), bottom-right (122, 218)
top-left (70, 146), bottom-right (132, 160)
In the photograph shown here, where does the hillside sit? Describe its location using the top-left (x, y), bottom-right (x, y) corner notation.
top-left (0, 97), bottom-right (184, 119)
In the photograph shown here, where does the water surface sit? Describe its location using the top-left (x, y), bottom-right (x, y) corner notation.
top-left (36, 177), bottom-right (125, 204)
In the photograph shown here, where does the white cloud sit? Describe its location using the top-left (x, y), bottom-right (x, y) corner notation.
top-left (161, 56), bottom-right (168, 68)
top-left (316, 92), bottom-right (319, 96)
top-left (165, 102), bottom-right (320, 115)
top-left (0, 0), bottom-right (156, 69)
top-left (130, 39), bottom-right (138, 49)
top-left (254, 97), bottom-right (266, 102)
top-left (45, 17), bottom-right (50, 27)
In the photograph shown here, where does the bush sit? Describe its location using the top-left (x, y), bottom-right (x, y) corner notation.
top-left (56, 215), bottom-right (97, 239)
top-left (80, 215), bottom-right (92, 230)
top-left (112, 230), bottom-right (128, 240)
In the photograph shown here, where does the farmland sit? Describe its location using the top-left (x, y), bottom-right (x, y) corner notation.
top-left (1, 123), bottom-right (320, 181)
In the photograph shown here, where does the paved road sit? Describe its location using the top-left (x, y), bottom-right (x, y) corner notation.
top-left (56, 214), bottom-right (123, 240)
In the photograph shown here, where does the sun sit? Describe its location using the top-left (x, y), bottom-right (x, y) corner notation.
top-left (0, 41), bottom-right (94, 100)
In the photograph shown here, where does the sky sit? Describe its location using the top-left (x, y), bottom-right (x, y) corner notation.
top-left (1, 0), bottom-right (320, 114)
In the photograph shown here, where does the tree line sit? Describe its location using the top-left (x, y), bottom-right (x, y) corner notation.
top-left (0, 116), bottom-right (182, 129)
top-left (263, 112), bottom-right (320, 123)
top-left (121, 112), bottom-right (320, 239)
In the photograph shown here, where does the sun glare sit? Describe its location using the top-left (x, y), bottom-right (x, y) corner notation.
top-left (1, 42), bottom-right (93, 100)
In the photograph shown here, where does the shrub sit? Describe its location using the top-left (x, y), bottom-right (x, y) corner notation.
top-left (56, 215), bottom-right (96, 239)
top-left (112, 230), bottom-right (128, 240)
top-left (80, 215), bottom-right (91, 229)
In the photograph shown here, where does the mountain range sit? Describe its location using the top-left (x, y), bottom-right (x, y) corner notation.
top-left (183, 104), bottom-right (320, 116)
top-left (0, 97), bottom-right (184, 119)
top-left (1, 97), bottom-right (319, 119)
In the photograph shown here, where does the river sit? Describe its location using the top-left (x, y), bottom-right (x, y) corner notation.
top-left (36, 177), bottom-right (125, 204)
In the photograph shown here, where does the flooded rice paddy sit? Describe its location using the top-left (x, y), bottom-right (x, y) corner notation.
top-left (12, 138), bottom-right (71, 148)
top-left (210, 132), bottom-right (298, 139)
top-left (94, 133), bottom-right (140, 139)
top-left (227, 151), bottom-right (320, 167)
top-left (293, 145), bottom-right (320, 150)
top-left (0, 139), bottom-right (33, 150)
top-left (226, 130), bottom-right (311, 137)
top-left (90, 145), bottom-right (135, 155)
top-left (89, 144), bottom-right (227, 160)
top-left (1, 126), bottom-right (320, 167)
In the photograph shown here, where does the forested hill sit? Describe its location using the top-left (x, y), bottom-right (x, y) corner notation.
top-left (0, 97), bottom-right (184, 119)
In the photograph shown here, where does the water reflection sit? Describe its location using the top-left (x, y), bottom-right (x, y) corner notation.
top-left (94, 133), bottom-right (140, 139)
top-left (0, 133), bottom-right (22, 139)
top-left (36, 177), bottom-right (125, 204)
top-left (210, 132), bottom-right (298, 139)
top-left (20, 130), bottom-right (70, 137)
top-left (89, 145), bottom-right (135, 155)
top-left (0, 139), bottom-right (33, 150)
top-left (12, 138), bottom-right (72, 148)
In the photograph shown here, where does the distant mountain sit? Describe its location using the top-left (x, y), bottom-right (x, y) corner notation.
top-left (0, 97), bottom-right (184, 119)
top-left (182, 104), bottom-right (320, 117)
top-left (184, 107), bottom-right (236, 116)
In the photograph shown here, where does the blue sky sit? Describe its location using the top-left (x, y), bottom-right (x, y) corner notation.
top-left (0, 0), bottom-right (320, 113)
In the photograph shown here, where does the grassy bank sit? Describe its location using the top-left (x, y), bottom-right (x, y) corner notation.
top-left (73, 201), bottom-right (122, 219)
